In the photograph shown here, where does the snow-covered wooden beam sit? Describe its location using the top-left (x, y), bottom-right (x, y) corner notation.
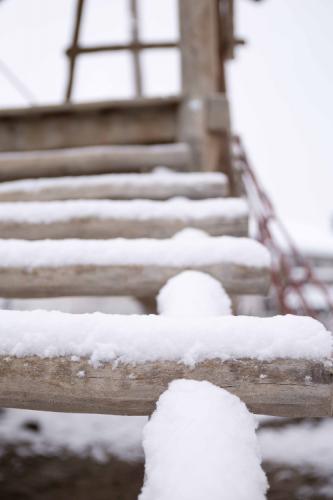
top-left (0, 198), bottom-right (248, 239)
top-left (0, 170), bottom-right (229, 202)
top-left (0, 232), bottom-right (270, 297)
top-left (0, 310), bottom-right (331, 418)
top-left (0, 143), bottom-right (191, 181)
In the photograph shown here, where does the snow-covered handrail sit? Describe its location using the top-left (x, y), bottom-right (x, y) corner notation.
top-left (0, 169), bottom-right (228, 202)
top-left (0, 198), bottom-right (248, 239)
top-left (0, 231), bottom-right (270, 298)
top-left (0, 310), bottom-right (331, 417)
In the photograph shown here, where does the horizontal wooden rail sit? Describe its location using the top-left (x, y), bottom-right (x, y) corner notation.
top-left (0, 262), bottom-right (269, 298)
top-left (0, 97), bottom-right (180, 152)
top-left (66, 41), bottom-right (178, 56)
top-left (0, 144), bottom-right (191, 181)
top-left (0, 200), bottom-right (248, 239)
top-left (0, 171), bottom-right (229, 202)
top-left (0, 357), bottom-right (331, 417)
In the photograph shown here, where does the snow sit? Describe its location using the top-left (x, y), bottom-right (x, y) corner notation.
top-left (0, 310), bottom-right (330, 366)
top-left (157, 271), bottom-right (232, 316)
top-left (0, 197), bottom-right (248, 224)
top-left (0, 231), bottom-right (270, 269)
top-left (259, 418), bottom-right (333, 476)
top-left (139, 379), bottom-right (268, 500)
top-left (0, 409), bottom-right (146, 462)
top-left (0, 168), bottom-right (228, 193)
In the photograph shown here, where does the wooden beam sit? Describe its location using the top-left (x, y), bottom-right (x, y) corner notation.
top-left (65, 0), bottom-right (85, 102)
top-left (0, 211), bottom-right (248, 240)
top-left (0, 144), bottom-right (191, 181)
top-left (0, 262), bottom-right (269, 298)
top-left (178, 0), bottom-right (222, 170)
top-left (130, 0), bottom-right (143, 97)
top-left (0, 172), bottom-right (229, 202)
top-left (66, 41), bottom-right (178, 55)
top-left (0, 97), bottom-right (180, 152)
top-left (0, 357), bottom-right (331, 418)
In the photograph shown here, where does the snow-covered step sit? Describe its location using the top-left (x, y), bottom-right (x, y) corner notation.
top-left (0, 169), bottom-right (229, 202)
top-left (0, 198), bottom-right (248, 239)
top-left (0, 143), bottom-right (191, 181)
top-left (0, 310), bottom-right (330, 417)
top-left (0, 231), bottom-right (270, 298)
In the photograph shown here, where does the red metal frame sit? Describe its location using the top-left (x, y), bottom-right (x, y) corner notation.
top-left (233, 136), bottom-right (333, 322)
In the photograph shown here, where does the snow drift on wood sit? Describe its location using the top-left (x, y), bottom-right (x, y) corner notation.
top-left (139, 379), bottom-right (268, 500)
top-left (0, 230), bottom-right (270, 268)
top-left (0, 168), bottom-right (228, 193)
top-left (0, 310), bottom-right (330, 366)
top-left (0, 197), bottom-right (248, 223)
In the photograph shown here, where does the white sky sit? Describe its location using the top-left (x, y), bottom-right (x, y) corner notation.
top-left (0, 0), bottom-right (332, 240)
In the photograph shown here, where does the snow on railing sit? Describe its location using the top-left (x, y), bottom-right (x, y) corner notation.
top-left (139, 380), bottom-right (268, 500)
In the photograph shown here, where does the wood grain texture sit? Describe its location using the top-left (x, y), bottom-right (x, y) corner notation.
top-left (0, 144), bottom-right (191, 181)
top-left (0, 215), bottom-right (248, 240)
top-left (0, 97), bottom-right (180, 153)
top-left (0, 357), bottom-right (331, 417)
top-left (0, 262), bottom-right (270, 298)
top-left (0, 175), bottom-right (229, 202)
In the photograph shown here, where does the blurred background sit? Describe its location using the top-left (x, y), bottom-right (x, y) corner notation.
top-left (0, 1), bottom-right (333, 499)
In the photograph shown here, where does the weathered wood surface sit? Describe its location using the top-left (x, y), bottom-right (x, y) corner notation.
top-left (0, 262), bottom-right (270, 298)
top-left (0, 97), bottom-right (180, 152)
top-left (178, 0), bottom-right (223, 171)
top-left (0, 357), bottom-right (331, 417)
top-left (0, 173), bottom-right (229, 202)
top-left (0, 144), bottom-right (191, 181)
top-left (0, 214), bottom-right (248, 240)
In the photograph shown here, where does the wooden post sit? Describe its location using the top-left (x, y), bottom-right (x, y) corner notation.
top-left (130, 0), bottom-right (143, 97)
top-left (178, 0), bottom-right (221, 171)
top-left (65, 0), bottom-right (85, 102)
top-left (178, 0), bottom-right (234, 177)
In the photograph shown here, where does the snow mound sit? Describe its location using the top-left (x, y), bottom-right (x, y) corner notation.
top-left (139, 379), bottom-right (268, 500)
top-left (157, 271), bottom-right (232, 316)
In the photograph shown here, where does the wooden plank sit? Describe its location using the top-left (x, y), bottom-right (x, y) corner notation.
top-left (0, 357), bottom-right (331, 417)
top-left (0, 212), bottom-right (248, 240)
top-left (0, 262), bottom-right (269, 298)
top-left (0, 144), bottom-right (191, 181)
top-left (0, 172), bottom-right (229, 202)
top-left (0, 97), bottom-right (180, 152)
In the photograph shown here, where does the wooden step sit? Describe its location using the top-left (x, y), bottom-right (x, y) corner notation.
top-left (0, 235), bottom-right (270, 298)
top-left (0, 311), bottom-right (330, 418)
top-left (0, 170), bottom-right (229, 202)
top-left (0, 96), bottom-right (180, 152)
top-left (0, 198), bottom-right (248, 239)
top-left (0, 143), bottom-right (191, 181)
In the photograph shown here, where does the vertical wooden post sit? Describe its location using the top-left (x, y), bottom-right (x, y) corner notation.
top-left (178, 0), bottom-right (221, 171)
top-left (65, 0), bottom-right (85, 102)
top-left (130, 0), bottom-right (143, 97)
top-left (178, 0), bottom-right (233, 175)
